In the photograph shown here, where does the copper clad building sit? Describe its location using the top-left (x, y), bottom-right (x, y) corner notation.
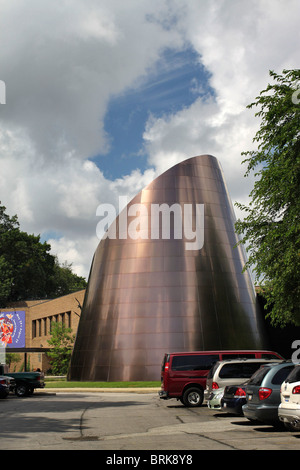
top-left (68, 155), bottom-right (268, 381)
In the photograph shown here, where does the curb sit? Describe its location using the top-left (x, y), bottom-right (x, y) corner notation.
top-left (41, 388), bottom-right (160, 394)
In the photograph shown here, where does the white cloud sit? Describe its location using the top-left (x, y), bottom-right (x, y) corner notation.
top-left (1, 0), bottom-right (299, 278)
top-left (144, 0), bottom-right (300, 202)
top-left (0, 0), bottom-right (184, 276)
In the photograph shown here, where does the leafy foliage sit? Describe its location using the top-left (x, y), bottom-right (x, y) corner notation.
top-left (235, 70), bottom-right (300, 327)
top-left (0, 204), bottom-right (87, 306)
top-left (46, 322), bottom-right (75, 375)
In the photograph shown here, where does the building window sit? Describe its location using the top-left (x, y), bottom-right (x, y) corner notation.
top-left (67, 311), bottom-right (71, 328)
top-left (43, 318), bottom-right (47, 336)
top-left (38, 319), bottom-right (41, 337)
top-left (32, 320), bottom-right (36, 338)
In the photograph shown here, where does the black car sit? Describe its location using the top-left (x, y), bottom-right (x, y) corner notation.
top-left (221, 382), bottom-right (248, 415)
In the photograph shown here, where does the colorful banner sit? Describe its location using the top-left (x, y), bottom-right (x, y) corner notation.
top-left (0, 311), bottom-right (26, 348)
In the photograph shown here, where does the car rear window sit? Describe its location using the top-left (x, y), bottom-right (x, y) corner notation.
top-left (285, 365), bottom-right (300, 383)
top-left (247, 366), bottom-right (271, 385)
top-left (271, 366), bottom-right (295, 385)
top-left (171, 354), bottom-right (219, 371)
top-left (219, 362), bottom-right (267, 379)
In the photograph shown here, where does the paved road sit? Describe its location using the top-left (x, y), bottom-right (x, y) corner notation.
top-left (0, 390), bottom-right (299, 452)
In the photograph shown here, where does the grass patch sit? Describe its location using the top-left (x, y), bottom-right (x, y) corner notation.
top-left (45, 380), bottom-right (160, 388)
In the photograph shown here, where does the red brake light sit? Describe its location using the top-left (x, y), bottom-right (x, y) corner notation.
top-left (164, 362), bottom-right (169, 371)
top-left (234, 388), bottom-right (246, 398)
top-left (0, 379), bottom-right (6, 385)
top-left (212, 382), bottom-right (219, 389)
top-left (292, 385), bottom-right (300, 394)
top-left (259, 387), bottom-right (272, 400)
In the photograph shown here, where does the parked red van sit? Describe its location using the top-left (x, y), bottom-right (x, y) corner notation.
top-left (159, 350), bottom-right (283, 407)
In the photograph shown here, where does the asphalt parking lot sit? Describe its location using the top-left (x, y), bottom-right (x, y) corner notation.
top-left (0, 390), bottom-right (299, 453)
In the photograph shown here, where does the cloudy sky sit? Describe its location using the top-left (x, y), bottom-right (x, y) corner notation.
top-left (0, 0), bottom-right (299, 279)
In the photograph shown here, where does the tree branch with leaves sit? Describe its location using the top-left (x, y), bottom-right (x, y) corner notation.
top-left (235, 69), bottom-right (300, 327)
top-left (46, 322), bottom-right (75, 375)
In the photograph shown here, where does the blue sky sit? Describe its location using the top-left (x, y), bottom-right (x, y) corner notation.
top-left (95, 47), bottom-right (214, 179)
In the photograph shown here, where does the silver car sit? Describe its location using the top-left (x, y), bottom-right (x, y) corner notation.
top-left (205, 359), bottom-right (281, 398)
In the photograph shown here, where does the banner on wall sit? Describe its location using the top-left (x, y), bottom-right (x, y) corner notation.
top-left (0, 311), bottom-right (26, 348)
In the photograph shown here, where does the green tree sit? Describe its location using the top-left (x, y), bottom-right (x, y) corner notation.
top-left (5, 353), bottom-right (21, 370)
top-left (48, 258), bottom-right (87, 298)
top-left (235, 69), bottom-right (300, 327)
top-left (0, 204), bottom-right (87, 305)
top-left (46, 322), bottom-right (75, 375)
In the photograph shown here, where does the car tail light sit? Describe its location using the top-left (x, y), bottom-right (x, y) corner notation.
top-left (259, 387), bottom-right (272, 400)
top-left (212, 382), bottom-right (219, 389)
top-left (0, 379), bottom-right (6, 385)
top-left (292, 385), bottom-right (300, 394)
top-left (164, 362), bottom-right (169, 371)
top-left (234, 388), bottom-right (246, 398)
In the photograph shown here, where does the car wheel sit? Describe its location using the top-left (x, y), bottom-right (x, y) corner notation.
top-left (15, 384), bottom-right (29, 397)
top-left (182, 387), bottom-right (203, 407)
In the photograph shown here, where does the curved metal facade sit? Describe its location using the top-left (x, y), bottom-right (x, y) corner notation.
top-left (69, 155), bottom-right (269, 381)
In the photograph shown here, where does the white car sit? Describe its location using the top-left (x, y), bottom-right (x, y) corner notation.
top-left (279, 365), bottom-right (300, 431)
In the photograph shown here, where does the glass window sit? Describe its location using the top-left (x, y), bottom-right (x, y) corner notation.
top-left (261, 353), bottom-right (283, 359)
top-left (243, 362), bottom-right (267, 377)
top-left (248, 366), bottom-right (271, 385)
top-left (222, 353), bottom-right (255, 360)
top-left (207, 362), bottom-right (220, 379)
top-left (32, 320), bottom-right (36, 338)
top-left (219, 362), bottom-right (268, 379)
top-left (219, 364), bottom-right (244, 378)
top-left (285, 365), bottom-right (300, 383)
top-left (218, 363), bottom-right (260, 378)
top-left (272, 366), bottom-right (295, 385)
top-left (171, 354), bottom-right (219, 371)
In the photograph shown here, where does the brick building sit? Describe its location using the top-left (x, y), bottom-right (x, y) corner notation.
top-left (1, 289), bottom-right (85, 373)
